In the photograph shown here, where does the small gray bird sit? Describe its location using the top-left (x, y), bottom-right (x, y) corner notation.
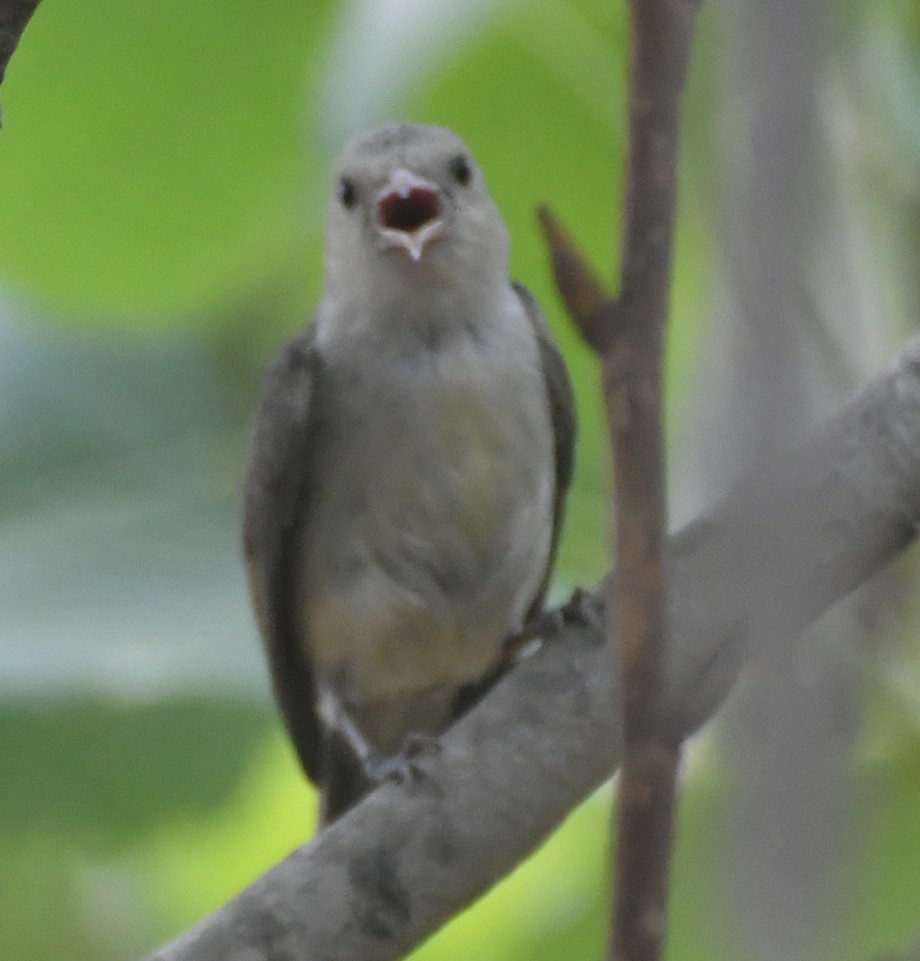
top-left (242, 123), bottom-right (575, 825)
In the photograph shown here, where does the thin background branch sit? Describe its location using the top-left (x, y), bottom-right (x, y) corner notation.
top-left (0, 0), bottom-right (41, 130)
top-left (0, 0), bottom-right (41, 87)
top-left (711, 1), bottom-right (856, 958)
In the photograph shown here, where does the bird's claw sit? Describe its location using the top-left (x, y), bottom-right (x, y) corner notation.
top-left (560, 586), bottom-right (604, 634)
top-left (506, 587), bottom-right (603, 656)
top-left (362, 734), bottom-right (441, 785)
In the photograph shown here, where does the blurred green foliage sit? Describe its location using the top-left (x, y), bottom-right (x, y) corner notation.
top-left (0, 0), bottom-right (335, 318)
top-left (1, 0), bottom-right (920, 959)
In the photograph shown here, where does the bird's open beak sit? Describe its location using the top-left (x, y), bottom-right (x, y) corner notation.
top-left (374, 169), bottom-right (446, 262)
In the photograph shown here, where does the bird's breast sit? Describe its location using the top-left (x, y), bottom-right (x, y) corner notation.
top-left (301, 308), bottom-right (555, 703)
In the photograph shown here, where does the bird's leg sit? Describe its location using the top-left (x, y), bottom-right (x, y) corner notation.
top-left (322, 685), bottom-right (443, 785)
top-left (334, 713), bottom-right (426, 784)
top-left (331, 707), bottom-right (380, 766)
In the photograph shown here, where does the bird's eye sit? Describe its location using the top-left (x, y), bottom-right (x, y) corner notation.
top-left (338, 177), bottom-right (358, 209)
top-left (450, 155), bottom-right (472, 186)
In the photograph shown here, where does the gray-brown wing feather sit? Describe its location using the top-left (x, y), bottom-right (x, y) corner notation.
top-left (242, 324), bottom-right (323, 782)
top-left (512, 281), bottom-right (577, 617)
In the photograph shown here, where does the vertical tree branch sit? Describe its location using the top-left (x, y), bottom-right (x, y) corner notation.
top-left (541, 1), bottom-right (701, 960)
top-left (606, 4), bottom-right (700, 960)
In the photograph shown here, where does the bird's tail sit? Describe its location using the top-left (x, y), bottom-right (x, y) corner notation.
top-left (318, 730), bottom-right (374, 826)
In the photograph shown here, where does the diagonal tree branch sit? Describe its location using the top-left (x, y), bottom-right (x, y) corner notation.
top-left (143, 333), bottom-right (920, 961)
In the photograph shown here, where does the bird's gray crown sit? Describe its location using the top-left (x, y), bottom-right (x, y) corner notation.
top-left (346, 123), bottom-right (460, 158)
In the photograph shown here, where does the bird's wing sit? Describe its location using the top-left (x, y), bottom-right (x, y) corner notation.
top-left (242, 324), bottom-right (323, 782)
top-left (513, 281), bottom-right (577, 617)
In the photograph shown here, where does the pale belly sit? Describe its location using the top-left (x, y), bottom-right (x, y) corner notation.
top-left (300, 326), bottom-right (555, 746)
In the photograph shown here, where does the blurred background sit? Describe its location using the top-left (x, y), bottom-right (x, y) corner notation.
top-left (2, 0), bottom-right (920, 958)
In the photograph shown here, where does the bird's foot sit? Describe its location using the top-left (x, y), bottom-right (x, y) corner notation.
top-left (504, 587), bottom-right (603, 659)
top-left (362, 734), bottom-right (441, 785)
top-left (560, 586), bottom-right (604, 635)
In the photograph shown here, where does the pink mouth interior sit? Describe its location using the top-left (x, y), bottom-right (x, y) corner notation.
top-left (377, 188), bottom-right (442, 233)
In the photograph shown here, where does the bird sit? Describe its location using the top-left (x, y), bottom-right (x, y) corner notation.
top-left (242, 123), bottom-right (575, 826)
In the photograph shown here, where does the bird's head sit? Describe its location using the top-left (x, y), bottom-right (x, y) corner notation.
top-left (322, 124), bottom-right (511, 310)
